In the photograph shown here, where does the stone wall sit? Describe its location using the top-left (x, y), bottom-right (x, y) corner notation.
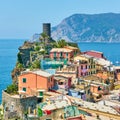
top-left (19, 47), bottom-right (34, 67)
top-left (2, 91), bottom-right (37, 119)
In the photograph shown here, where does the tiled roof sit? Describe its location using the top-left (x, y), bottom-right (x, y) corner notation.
top-left (87, 50), bottom-right (103, 54)
top-left (64, 46), bottom-right (79, 50)
top-left (114, 66), bottom-right (120, 70)
top-left (80, 54), bottom-right (93, 58)
top-left (41, 96), bottom-right (71, 111)
top-left (50, 48), bottom-right (73, 52)
top-left (94, 58), bottom-right (111, 66)
top-left (32, 70), bottom-right (52, 77)
top-left (22, 69), bottom-right (52, 77)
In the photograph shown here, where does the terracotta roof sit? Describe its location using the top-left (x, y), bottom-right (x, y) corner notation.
top-left (64, 46), bottom-right (79, 50)
top-left (50, 48), bottom-right (73, 52)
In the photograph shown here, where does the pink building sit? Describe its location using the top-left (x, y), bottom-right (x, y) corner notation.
top-left (50, 48), bottom-right (74, 61)
top-left (77, 61), bottom-right (89, 78)
top-left (83, 50), bottom-right (105, 59)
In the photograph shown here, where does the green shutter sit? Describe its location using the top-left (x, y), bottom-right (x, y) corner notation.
top-left (54, 52), bottom-right (56, 57)
top-left (23, 78), bottom-right (26, 83)
top-left (38, 107), bottom-right (43, 117)
top-left (23, 87), bottom-right (26, 91)
top-left (39, 91), bottom-right (43, 96)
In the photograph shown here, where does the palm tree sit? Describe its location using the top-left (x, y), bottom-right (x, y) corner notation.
top-left (58, 39), bottom-right (67, 47)
top-left (52, 39), bottom-right (67, 48)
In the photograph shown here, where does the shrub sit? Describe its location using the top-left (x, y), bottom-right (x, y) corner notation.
top-left (30, 60), bottom-right (40, 69)
top-left (6, 83), bottom-right (18, 94)
top-left (17, 52), bottom-right (23, 64)
top-left (34, 46), bottom-right (40, 51)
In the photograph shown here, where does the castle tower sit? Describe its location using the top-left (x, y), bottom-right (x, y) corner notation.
top-left (43, 23), bottom-right (51, 38)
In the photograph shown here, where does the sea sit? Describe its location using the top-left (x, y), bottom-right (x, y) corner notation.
top-left (0, 39), bottom-right (25, 103)
top-left (0, 39), bottom-right (120, 103)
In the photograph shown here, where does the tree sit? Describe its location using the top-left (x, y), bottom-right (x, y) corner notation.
top-left (34, 46), bottom-right (40, 51)
top-left (17, 52), bottom-right (23, 64)
top-left (52, 39), bottom-right (67, 48)
top-left (16, 62), bottom-right (24, 69)
top-left (6, 83), bottom-right (18, 94)
top-left (39, 32), bottom-right (49, 45)
top-left (58, 39), bottom-right (67, 47)
top-left (30, 60), bottom-right (40, 70)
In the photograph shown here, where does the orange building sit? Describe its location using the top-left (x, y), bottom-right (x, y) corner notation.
top-left (90, 84), bottom-right (103, 94)
top-left (18, 70), bottom-right (54, 96)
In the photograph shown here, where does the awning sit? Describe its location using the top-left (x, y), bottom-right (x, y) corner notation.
top-left (44, 110), bottom-right (52, 115)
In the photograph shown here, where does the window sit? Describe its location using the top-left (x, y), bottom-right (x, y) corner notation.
top-left (22, 78), bottom-right (26, 83)
top-left (48, 78), bottom-right (50, 82)
top-left (98, 86), bottom-right (101, 91)
top-left (66, 53), bottom-right (68, 56)
top-left (91, 65), bottom-right (92, 69)
top-left (60, 52), bottom-right (62, 57)
top-left (81, 65), bottom-right (83, 69)
top-left (39, 91), bottom-right (43, 96)
top-left (51, 77), bottom-right (52, 82)
top-left (54, 52), bottom-right (56, 57)
top-left (88, 89), bottom-right (90, 94)
top-left (23, 87), bottom-right (26, 92)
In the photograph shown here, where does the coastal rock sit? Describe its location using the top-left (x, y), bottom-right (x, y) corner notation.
top-left (52, 13), bottom-right (120, 42)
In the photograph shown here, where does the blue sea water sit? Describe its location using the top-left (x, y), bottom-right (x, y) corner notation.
top-left (0, 40), bottom-right (120, 103)
top-left (78, 42), bottom-right (120, 65)
top-left (0, 39), bottom-right (25, 103)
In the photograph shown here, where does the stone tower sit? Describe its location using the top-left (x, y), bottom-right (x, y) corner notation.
top-left (43, 23), bottom-right (51, 38)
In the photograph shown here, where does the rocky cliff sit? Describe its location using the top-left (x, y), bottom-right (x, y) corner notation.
top-left (52, 13), bottom-right (120, 42)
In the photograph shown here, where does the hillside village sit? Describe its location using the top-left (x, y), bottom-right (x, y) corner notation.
top-left (1, 23), bottom-right (120, 120)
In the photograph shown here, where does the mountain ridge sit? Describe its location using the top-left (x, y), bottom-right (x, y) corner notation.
top-left (51, 13), bottom-right (120, 42)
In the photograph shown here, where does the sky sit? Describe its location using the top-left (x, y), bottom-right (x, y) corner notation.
top-left (0, 0), bottom-right (120, 39)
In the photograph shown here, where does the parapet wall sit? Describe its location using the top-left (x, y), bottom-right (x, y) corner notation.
top-left (2, 91), bottom-right (37, 119)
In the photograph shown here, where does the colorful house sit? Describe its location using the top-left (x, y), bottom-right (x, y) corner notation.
top-left (50, 48), bottom-right (74, 61)
top-left (56, 65), bottom-right (77, 79)
top-left (90, 84), bottom-right (103, 94)
top-left (64, 45), bottom-right (80, 55)
top-left (74, 54), bottom-right (96, 78)
top-left (53, 74), bottom-right (72, 90)
top-left (18, 69), bottom-right (54, 97)
top-left (83, 50), bottom-right (105, 59)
